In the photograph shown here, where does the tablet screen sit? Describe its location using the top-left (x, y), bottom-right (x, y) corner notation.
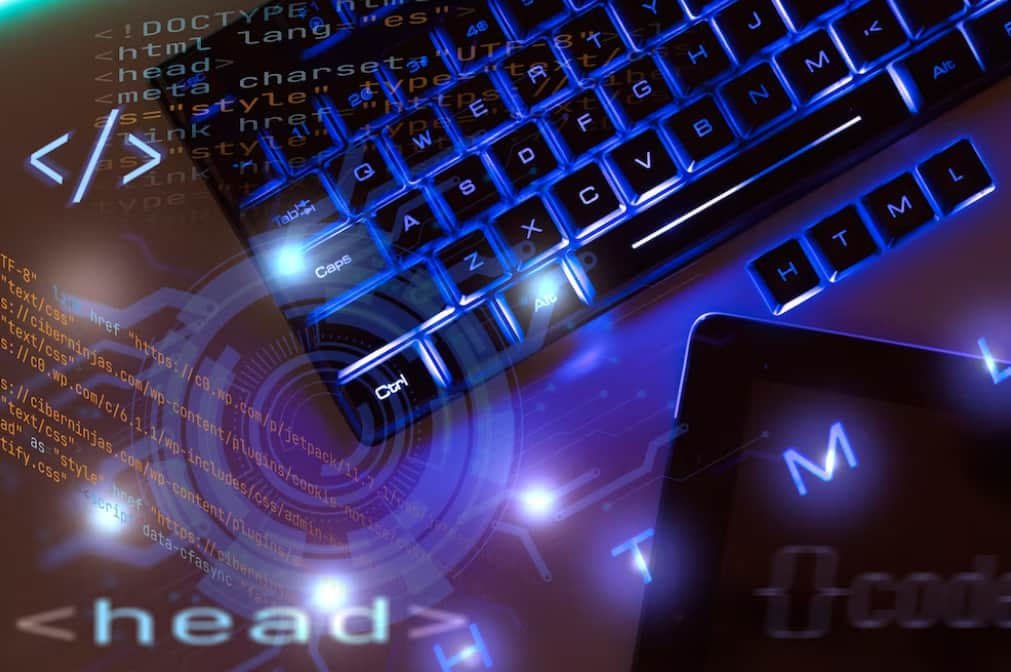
top-left (709, 380), bottom-right (1011, 668)
top-left (634, 316), bottom-right (1011, 671)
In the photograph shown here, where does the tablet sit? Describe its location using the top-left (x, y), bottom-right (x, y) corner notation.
top-left (634, 314), bottom-right (1011, 671)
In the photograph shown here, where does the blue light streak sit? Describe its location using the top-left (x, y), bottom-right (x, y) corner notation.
top-left (519, 487), bottom-right (555, 518)
top-left (631, 116), bottom-right (864, 250)
top-left (72, 107), bottom-right (119, 205)
top-left (977, 337), bottom-right (1011, 385)
top-left (782, 422), bottom-right (857, 496)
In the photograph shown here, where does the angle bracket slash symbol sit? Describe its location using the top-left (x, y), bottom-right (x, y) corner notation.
top-left (122, 133), bottom-right (163, 185)
top-left (29, 132), bottom-right (72, 185)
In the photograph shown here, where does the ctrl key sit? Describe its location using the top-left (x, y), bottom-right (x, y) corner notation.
top-left (749, 239), bottom-right (822, 315)
top-left (337, 344), bottom-right (445, 444)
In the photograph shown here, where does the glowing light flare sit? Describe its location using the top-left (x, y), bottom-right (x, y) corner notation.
top-left (276, 245), bottom-right (305, 276)
top-left (533, 275), bottom-right (561, 302)
top-left (312, 578), bottom-right (348, 610)
top-left (518, 487), bottom-right (555, 518)
top-left (90, 505), bottom-right (125, 534)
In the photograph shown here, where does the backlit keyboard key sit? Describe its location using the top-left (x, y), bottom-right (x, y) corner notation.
top-left (264, 95), bottom-right (342, 173)
top-left (861, 172), bottom-right (936, 244)
top-left (778, 0), bottom-right (846, 29)
top-left (611, 0), bottom-right (687, 47)
top-left (434, 156), bottom-right (502, 226)
top-left (324, 71), bottom-right (399, 137)
top-left (338, 343), bottom-right (445, 443)
top-left (554, 7), bottom-right (627, 76)
top-left (607, 130), bottom-right (680, 202)
top-left (832, 0), bottom-right (907, 71)
top-left (715, 0), bottom-right (790, 63)
top-left (917, 139), bottom-right (994, 214)
top-left (683, 0), bottom-right (722, 17)
top-left (501, 262), bottom-right (585, 340)
top-left (281, 1), bottom-right (350, 48)
top-left (659, 21), bottom-right (733, 91)
top-left (721, 63), bottom-right (794, 134)
top-left (665, 96), bottom-right (737, 167)
top-left (383, 32), bottom-right (454, 104)
top-left (502, 40), bottom-right (571, 109)
top-left (240, 172), bottom-right (341, 239)
top-left (493, 196), bottom-right (566, 268)
top-left (326, 140), bottom-right (398, 211)
top-left (750, 239), bottom-right (822, 313)
top-left (891, 0), bottom-right (965, 37)
top-left (499, 0), bottom-right (568, 37)
top-left (550, 164), bottom-right (624, 237)
top-left (775, 30), bottom-right (851, 102)
top-left (440, 3), bottom-right (509, 70)
top-left (269, 223), bottom-right (389, 300)
top-left (374, 190), bottom-right (447, 260)
top-left (602, 58), bottom-right (675, 124)
top-left (440, 74), bottom-right (513, 142)
top-left (437, 230), bottom-right (510, 300)
top-left (323, 263), bottom-right (451, 344)
top-left (491, 124), bottom-right (560, 191)
top-left (429, 304), bottom-right (514, 389)
top-left (964, 2), bottom-right (1011, 70)
top-left (548, 90), bottom-right (618, 157)
top-left (897, 31), bottom-right (984, 108)
top-left (385, 106), bottom-right (454, 174)
top-left (806, 206), bottom-right (879, 279)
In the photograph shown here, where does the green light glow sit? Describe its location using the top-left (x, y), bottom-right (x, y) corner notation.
top-left (0, 0), bottom-right (65, 23)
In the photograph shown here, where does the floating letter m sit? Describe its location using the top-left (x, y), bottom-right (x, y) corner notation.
top-left (782, 422), bottom-right (857, 496)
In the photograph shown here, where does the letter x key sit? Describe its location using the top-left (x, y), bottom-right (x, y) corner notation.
top-left (493, 196), bottom-right (565, 268)
top-left (522, 220), bottom-right (544, 239)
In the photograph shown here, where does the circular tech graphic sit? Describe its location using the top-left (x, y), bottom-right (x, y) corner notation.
top-left (125, 252), bottom-right (524, 618)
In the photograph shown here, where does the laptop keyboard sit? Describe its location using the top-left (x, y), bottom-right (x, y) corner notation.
top-left (155, 0), bottom-right (1011, 443)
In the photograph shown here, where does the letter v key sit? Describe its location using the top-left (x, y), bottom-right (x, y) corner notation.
top-left (610, 131), bottom-right (678, 201)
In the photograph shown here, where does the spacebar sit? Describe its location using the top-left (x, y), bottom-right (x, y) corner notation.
top-left (576, 73), bottom-right (913, 298)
